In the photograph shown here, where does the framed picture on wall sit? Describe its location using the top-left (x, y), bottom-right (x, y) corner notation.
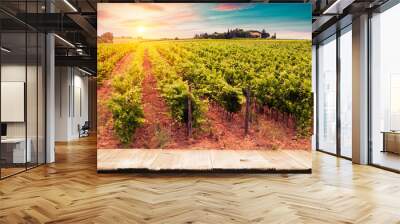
top-left (96, 3), bottom-right (313, 172)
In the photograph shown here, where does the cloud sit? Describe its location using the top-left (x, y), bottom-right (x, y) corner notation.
top-left (98, 9), bottom-right (113, 20)
top-left (121, 19), bottom-right (169, 29)
top-left (213, 3), bottom-right (251, 12)
top-left (136, 4), bottom-right (165, 12)
top-left (120, 11), bottom-right (199, 29)
top-left (171, 11), bottom-right (199, 22)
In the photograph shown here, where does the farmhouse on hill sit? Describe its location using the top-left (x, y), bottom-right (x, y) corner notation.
top-left (248, 31), bottom-right (262, 38)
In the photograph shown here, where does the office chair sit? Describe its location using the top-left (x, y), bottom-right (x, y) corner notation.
top-left (79, 121), bottom-right (90, 138)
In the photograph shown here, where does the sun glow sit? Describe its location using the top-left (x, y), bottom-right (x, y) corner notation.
top-left (136, 26), bottom-right (146, 34)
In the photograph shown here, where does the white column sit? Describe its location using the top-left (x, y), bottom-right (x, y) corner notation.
top-left (352, 14), bottom-right (369, 164)
top-left (312, 45), bottom-right (317, 151)
top-left (46, 32), bottom-right (55, 163)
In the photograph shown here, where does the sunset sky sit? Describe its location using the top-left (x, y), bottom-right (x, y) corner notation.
top-left (98, 3), bottom-right (311, 40)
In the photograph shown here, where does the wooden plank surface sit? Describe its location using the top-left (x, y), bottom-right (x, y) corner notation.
top-left (97, 149), bottom-right (312, 171)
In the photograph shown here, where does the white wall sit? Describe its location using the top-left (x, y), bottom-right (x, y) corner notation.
top-left (54, 67), bottom-right (89, 141)
top-left (1, 63), bottom-right (46, 164)
top-left (1, 65), bottom-right (26, 139)
top-left (1, 65), bottom-right (39, 138)
top-left (1, 64), bottom-right (25, 81)
top-left (72, 72), bottom-right (89, 138)
top-left (55, 66), bottom-right (70, 141)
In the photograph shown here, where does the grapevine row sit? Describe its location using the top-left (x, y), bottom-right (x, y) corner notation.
top-left (151, 40), bottom-right (312, 135)
top-left (106, 45), bottom-right (145, 144)
top-left (97, 43), bottom-right (138, 85)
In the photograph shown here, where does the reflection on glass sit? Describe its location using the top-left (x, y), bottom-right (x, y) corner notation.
top-left (340, 27), bottom-right (352, 158)
top-left (390, 75), bottom-right (400, 130)
top-left (318, 35), bottom-right (337, 154)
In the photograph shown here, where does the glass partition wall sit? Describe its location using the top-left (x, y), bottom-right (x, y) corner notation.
top-left (316, 25), bottom-right (353, 159)
top-left (370, 3), bottom-right (400, 171)
top-left (316, 1), bottom-right (400, 171)
top-left (317, 35), bottom-right (337, 154)
top-left (0, 3), bottom-right (46, 179)
top-left (0, 31), bottom-right (27, 177)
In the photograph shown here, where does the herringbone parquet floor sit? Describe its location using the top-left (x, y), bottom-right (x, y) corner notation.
top-left (1, 136), bottom-right (400, 224)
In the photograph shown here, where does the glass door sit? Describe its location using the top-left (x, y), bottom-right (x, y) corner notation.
top-left (317, 35), bottom-right (337, 154)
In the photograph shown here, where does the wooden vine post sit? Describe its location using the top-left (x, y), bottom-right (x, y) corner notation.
top-left (244, 87), bottom-right (250, 135)
top-left (187, 85), bottom-right (193, 138)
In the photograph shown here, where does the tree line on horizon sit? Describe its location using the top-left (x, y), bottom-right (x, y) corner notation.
top-left (98, 32), bottom-right (114, 43)
top-left (194, 28), bottom-right (276, 39)
top-left (97, 28), bottom-right (278, 43)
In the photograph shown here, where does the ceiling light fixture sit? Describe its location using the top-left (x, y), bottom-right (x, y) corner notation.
top-left (78, 67), bottom-right (93, 76)
top-left (323, 0), bottom-right (355, 15)
top-left (63, 0), bottom-right (78, 12)
top-left (54, 34), bottom-right (75, 48)
top-left (323, 0), bottom-right (341, 15)
top-left (76, 48), bottom-right (85, 55)
top-left (1, 47), bottom-right (11, 53)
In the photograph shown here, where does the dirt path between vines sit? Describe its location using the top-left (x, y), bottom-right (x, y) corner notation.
top-left (97, 53), bottom-right (134, 149)
top-left (130, 50), bottom-right (180, 148)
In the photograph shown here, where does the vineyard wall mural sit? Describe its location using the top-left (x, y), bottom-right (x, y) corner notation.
top-left (97, 3), bottom-right (313, 171)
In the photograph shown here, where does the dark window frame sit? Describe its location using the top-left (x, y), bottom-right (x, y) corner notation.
top-left (315, 21), bottom-right (353, 161)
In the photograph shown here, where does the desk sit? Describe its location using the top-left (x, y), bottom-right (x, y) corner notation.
top-left (382, 131), bottom-right (400, 154)
top-left (1, 138), bottom-right (31, 163)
